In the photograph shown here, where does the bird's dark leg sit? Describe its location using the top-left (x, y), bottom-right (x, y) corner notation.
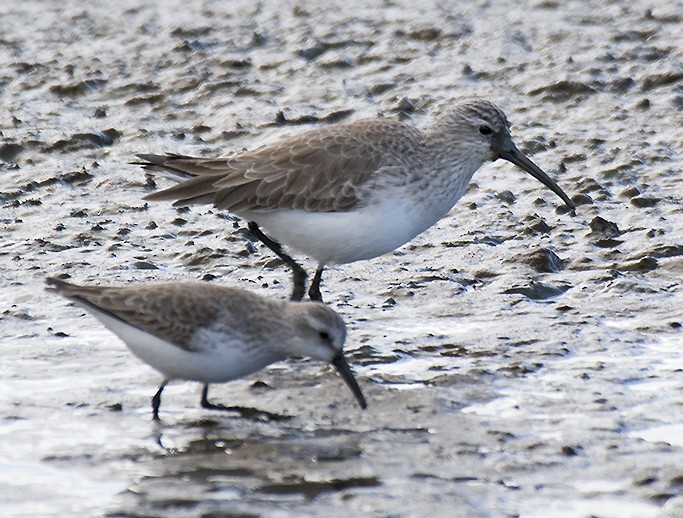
top-left (200, 384), bottom-right (227, 411)
top-left (247, 221), bottom-right (307, 301)
top-left (308, 266), bottom-right (325, 302)
top-left (152, 379), bottom-right (169, 421)
top-left (201, 384), bottom-right (237, 412)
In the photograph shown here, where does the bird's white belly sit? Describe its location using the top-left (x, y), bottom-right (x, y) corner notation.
top-left (87, 309), bottom-right (273, 383)
top-left (244, 194), bottom-right (457, 265)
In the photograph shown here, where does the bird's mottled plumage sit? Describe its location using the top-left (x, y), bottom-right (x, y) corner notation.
top-left (140, 118), bottom-right (422, 213)
top-left (48, 280), bottom-right (291, 351)
top-left (46, 277), bottom-right (367, 419)
top-left (137, 100), bottom-right (574, 301)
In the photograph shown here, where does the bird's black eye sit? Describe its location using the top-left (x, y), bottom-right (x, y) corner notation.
top-left (479, 125), bottom-right (493, 136)
top-left (319, 331), bottom-right (331, 341)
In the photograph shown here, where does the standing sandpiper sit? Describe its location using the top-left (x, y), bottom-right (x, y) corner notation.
top-left (46, 277), bottom-right (366, 420)
top-left (137, 100), bottom-right (574, 301)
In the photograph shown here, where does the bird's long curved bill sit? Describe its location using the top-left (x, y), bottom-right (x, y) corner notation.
top-left (331, 354), bottom-right (367, 409)
top-left (499, 145), bottom-right (575, 211)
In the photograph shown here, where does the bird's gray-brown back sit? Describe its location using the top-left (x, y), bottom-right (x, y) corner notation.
top-left (46, 278), bottom-right (286, 351)
top-left (140, 117), bottom-right (424, 213)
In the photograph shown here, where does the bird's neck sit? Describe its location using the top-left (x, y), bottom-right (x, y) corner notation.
top-left (410, 137), bottom-right (482, 208)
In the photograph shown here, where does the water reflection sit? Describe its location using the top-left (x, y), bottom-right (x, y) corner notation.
top-left (119, 419), bottom-right (372, 515)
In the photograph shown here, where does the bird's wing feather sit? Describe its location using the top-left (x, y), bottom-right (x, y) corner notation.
top-left (139, 119), bottom-right (420, 213)
top-left (47, 278), bottom-right (229, 351)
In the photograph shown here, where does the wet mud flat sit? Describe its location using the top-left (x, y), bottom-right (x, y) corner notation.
top-left (1, 0), bottom-right (683, 516)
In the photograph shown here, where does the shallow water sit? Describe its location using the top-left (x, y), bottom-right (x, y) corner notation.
top-left (2, 0), bottom-right (683, 516)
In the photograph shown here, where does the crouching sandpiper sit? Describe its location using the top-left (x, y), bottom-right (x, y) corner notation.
top-left (46, 277), bottom-right (366, 420)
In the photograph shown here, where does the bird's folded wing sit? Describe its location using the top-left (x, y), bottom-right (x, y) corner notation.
top-left (52, 281), bottom-right (221, 351)
top-left (139, 119), bottom-right (418, 213)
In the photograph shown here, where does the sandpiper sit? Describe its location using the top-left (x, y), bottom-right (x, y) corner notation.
top-left (46, 277), bottom-right (367, 420)
top-left (137, 100), bottom-right (574, 301)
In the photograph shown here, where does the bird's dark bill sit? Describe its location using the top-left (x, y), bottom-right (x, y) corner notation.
top-left (331, 354), bottom-right (367, 409)
top-left (498, 145), bottom-right (575, 210)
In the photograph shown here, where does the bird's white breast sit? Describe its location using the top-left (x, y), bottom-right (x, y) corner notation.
top-left (245, 179), bottom-right (468, 266)
top-left (85, 307), bottom-right (275, 383)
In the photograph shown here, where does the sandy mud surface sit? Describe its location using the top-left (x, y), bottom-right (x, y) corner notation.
top-left (1, 1), bottom-right (683, 516)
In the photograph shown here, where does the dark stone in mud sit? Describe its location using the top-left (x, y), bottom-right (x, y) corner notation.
top-left (132, 261), bottom-right (159, 270)
top-left (124, 94), bottom-right (165, 106)
top-left (619, 185), bottom-right (641, 198)
top-left (497, 190), bottom-right (516, 204)
top-left (192, 124), bottom-right (212, 134)
top-left (273, 109), bottom-right (354, 126)
top-left (475, 235), bottom-right (504, 246)
top-left (69, 209), bottom-right (88, 218)
top-left (589, 216), bottom-right (621, 238)
top-left (221, 58), bottom-right (252, 69)
top-left (46, 129), bottom-right (122, 152)
top-left (34, 238), bottom-right (76, 252)
top-left (439, 345), bottom-right (469, 357)
top-left (524, 217), bottom-right (552, 234)
top-left (0, 143), bottom-right (23, 162)
top-left (577, 177), bottom-right (610, 199)
top-left (49, 79), bottom-right (107, 97)
top-left (394, 97), bottom-right (416, 118)
top-left (504, 281), bottom-right (571, 300)
top-left (260, 476), bottom-right (381, 497)
top-left (298, 43), bottom-right (330, 60)
top-left (249, 380), bottom-right (273, 391)
top-left (383, 297), bottom-right (397, 307)
top-left (620, 256), bottom-right (658, 272)
top-left (641, 72), bottom-right (683, 91)
top-left (529, 80), bottom-right (598, 102)
top-left (473, 269), bottom-right (500, 280)
top-left (593, 238), bottom-right (624, 248)
top-left (631, 196), bottom-right (660, 208)
top-left (649, 493), bottom-right (676, 505)
top-left (570, 193), bottom-right (594, 206)
top-left (602, 159), bottom-right (645, 178)
top-left (561, 445), bottom-right (581, 456)
top-left (369, 82), bottom-right (396, 95)
top-left (520, 136), bottom-right (550, 155)
top-left (11, 309), bottom-right (36, 321)
top-left (321, 109), bottom-right (356, 123)
top-left (626, 246), bottom-right (683, 264)
top-left (319, 57), bottom-right (355, 69)
top-left (497, 361), bottom-right (543, 376)
top-left (220, 129), bottom-right (249, 140)
top-left (649, 245), bottom-right (683, 258)
top-left (521, 247), bottom-right (565, 273)
top-left (406, 27), bottom-right (442, 41)
top-left (0, 169), bottom-right (93, 202)
top-left (610, 77), bottom-right (636, 92)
